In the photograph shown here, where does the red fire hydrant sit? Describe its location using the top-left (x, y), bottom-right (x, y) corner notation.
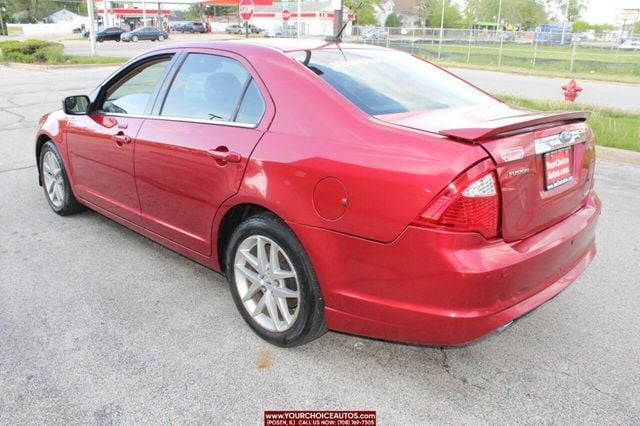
top-left (561, 79), bottom-right (582, 102)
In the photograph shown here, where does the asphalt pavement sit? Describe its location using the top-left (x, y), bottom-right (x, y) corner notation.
top-left (1, 64), bottom-right (639, 424)
top-left (451, 67), bottom-right (640, 113)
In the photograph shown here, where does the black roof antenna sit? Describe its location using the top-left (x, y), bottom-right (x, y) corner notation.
top-left (325, 1), bottom-right (363, 42)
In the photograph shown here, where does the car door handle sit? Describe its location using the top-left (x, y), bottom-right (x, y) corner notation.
top-left (207, 148), bottom-right (242, 164)
top-left (113, 132), bottom-right (132, 145)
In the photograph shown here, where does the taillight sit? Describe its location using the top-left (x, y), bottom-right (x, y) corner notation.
top-left (413, 159), bottom-right (501, 239)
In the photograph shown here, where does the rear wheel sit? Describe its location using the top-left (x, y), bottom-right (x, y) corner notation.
top-left (132, 35), bottom-right (138, 42)
top-left (39, 141), bottom-right (84, 216)
top-left (225, 213), bottom-right (327, 347)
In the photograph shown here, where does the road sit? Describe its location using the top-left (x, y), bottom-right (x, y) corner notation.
top-left (1, 65), bottom-right (639, 424)
top-left (451, 67), bottom-right (640, 112)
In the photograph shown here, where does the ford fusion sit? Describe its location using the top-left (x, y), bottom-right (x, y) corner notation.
top-left (35, 40), bottom-right (600, 347)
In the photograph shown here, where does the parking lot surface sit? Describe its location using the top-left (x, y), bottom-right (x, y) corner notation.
top-left (1, 65), bottom-right (639, 424)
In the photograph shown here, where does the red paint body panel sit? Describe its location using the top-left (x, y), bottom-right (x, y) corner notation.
top-left (290, 193), bottom-right (599, 345)
top-left (135, 120), bottom-right (265, 255)
top-left (35, 40), bottom-right (601, 346)
top-left (66, 115), bottom-right (145, 224)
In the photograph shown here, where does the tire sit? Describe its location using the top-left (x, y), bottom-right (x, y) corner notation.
top-left (116, 39), bottom-right (120, 42)
top-left (158, 35), bottom-right (164, 41)
top-left (225, 213), bottom-right (327, 347)
top-left (39, 141), bottom-right (85, 216)
top-left (97, 38), bottom-right (103, 42)
top-left (132, 35), bottom-right (138, 42)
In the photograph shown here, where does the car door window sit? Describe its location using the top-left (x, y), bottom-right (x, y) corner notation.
top-left (98, 57), bottom-right (171, 115)
top-left (161, 53), bottom-right (264, 124)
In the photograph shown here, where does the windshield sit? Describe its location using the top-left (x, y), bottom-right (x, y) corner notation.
top-left (291, 48), bottom-right (494, 115)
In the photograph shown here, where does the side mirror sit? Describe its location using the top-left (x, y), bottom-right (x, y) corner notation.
top-left (63, 95), bottom-right (90, 115)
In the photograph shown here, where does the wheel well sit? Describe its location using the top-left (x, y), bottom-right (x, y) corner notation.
top-left (35, 135), bottom-right (51, 186)
top-left (217, 204), bottom-right (270, 273)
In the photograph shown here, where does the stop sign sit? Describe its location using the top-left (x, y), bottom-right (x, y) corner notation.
top-left (281, 9), bottom-right (291, 21)
top-left (238, 0), bottom-right (254, 22)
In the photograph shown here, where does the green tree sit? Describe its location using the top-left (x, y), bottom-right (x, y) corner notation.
top-left (416, 0), bottom-right (463, 28)
top-left (571, 19), bottom-right (590, 32)
top-left (345, 0), bottom-right (377, 26)
top-left (464, 0), bottom-right (546, 29)
top-left (546, 0), bottom-right (588, 21)
top-left (385, 12), bottom-right (401, 27)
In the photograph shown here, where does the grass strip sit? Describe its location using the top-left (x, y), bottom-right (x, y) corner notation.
top-left (500, 95), bottom-right (640, 152)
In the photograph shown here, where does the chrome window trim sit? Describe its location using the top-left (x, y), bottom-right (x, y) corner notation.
top-left (149, 114), bottom-right (258, 129)
top-left (99, 112), bottom-right (258, 129)
top-left (534, 126), bottom-right (587, 155)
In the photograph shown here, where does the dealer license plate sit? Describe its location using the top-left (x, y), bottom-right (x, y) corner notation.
top-left (544, 147), bottom-right (573, 190)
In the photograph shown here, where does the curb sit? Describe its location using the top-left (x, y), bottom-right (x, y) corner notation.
top-left (596, 145), bottom-right (640, 166)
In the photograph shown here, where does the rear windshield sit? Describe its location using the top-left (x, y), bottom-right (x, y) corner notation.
top-left (291, 48), bottom-right (493, 115)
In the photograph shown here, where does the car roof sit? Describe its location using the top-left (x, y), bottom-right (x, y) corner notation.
top-left (141, 39), bottom-right (388, 55)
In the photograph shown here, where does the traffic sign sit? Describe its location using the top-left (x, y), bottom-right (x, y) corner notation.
top-left (281, 9), bottom-right (291, 21)
top-left (239, 0), bottom-right (254, 22)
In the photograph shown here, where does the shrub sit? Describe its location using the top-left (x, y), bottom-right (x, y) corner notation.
top-left (0, 39), bottom-right (65, 64)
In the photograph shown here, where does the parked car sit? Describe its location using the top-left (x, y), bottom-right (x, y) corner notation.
top-left (619, 40), bottom-right (640, 51)
top-left (181, 22), bottom-right (205, 33)
top-left (120, 27), bottom-right (168, 42)
top-left (169, 23), bottom-right (184, 32)
top-left (35, 40), bottom-right (600, 347)
top-left (249, 24), bottom-right (264, 34)
top-left (361, 28), bottom-right (388, 40)
top-left (225, 24), bottom-right (243, 34)
top-left (96, 27), bottom-right (126, 42)
top-left (263, 26), bottom-right (297, 38)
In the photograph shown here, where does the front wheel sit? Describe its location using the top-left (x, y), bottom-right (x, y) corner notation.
top-left (158, 35), bottom-right (164, 41)
top-left (39, 141), bottom-right (85, 216)
top-left (226, 213), bottom-right (327, 347)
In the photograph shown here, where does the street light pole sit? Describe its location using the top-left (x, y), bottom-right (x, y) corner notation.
top-left (496, 0), bottom-right (503, 66)
top-left (87, 0), bottom-right (96, 55)
top-left (437, 0), bottom-right (445, 59)
top-left (560, 0), bottom-right (570, 45)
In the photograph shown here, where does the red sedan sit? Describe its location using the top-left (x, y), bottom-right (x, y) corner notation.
top-left (35, 40), bottom-right (600, 347)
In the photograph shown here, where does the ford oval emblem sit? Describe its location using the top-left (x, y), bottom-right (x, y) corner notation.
top-left (559, 131), bottom-right (573, 144)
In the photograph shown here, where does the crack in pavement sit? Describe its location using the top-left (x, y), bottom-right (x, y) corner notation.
top-left (0, 165), bottom-right (36, 174)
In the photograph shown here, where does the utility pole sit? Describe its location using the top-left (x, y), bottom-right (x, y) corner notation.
top-left (560, 0), bottom-right (570, 45)
top-left (87, 0), bottom-right (96, 55)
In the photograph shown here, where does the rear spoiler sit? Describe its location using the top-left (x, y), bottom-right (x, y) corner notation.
top-left (439, 111), bottom-right (589, 142)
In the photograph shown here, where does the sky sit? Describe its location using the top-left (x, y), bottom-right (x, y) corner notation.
top-left (581, 0), bottom-right (640, 24)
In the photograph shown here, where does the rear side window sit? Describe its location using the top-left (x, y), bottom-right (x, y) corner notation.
top-left (161, 53), bottom-right (265, 125)
top-left (291, 49), bottom-right (492, 115)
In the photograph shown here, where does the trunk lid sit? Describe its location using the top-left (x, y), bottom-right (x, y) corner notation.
top-left (377, 104), bottom-right (596, 242)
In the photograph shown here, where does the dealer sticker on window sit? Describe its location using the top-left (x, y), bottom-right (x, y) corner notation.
top-left (544, 147), bottom-right (573, 190)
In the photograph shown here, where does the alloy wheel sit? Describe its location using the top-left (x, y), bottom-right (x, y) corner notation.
top-left (42, 150), bottom-right (65, 209)
top-left (234, 235), bottom-right (301, 332)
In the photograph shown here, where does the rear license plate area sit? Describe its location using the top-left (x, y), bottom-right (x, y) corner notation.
top-left (544, 147), bottom-right (573, 190)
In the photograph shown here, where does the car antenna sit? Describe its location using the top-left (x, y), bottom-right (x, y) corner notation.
top-left (325, 1), bottom-right (363, 42)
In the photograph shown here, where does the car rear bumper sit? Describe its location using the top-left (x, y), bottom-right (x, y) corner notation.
top-left (289, 192), bottom-right (600, 346)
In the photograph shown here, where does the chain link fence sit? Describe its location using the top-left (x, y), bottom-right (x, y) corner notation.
top-left (345, 26), bottom-right (640, 80)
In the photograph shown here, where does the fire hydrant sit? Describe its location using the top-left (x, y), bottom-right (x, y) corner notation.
top-left (561, 79), bottom-right (582, 102)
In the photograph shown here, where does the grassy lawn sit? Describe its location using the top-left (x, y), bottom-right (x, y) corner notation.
top-left (0, 39), bottom-right (126, 65)
top-left (501, 95), bottom-right (640, 152)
